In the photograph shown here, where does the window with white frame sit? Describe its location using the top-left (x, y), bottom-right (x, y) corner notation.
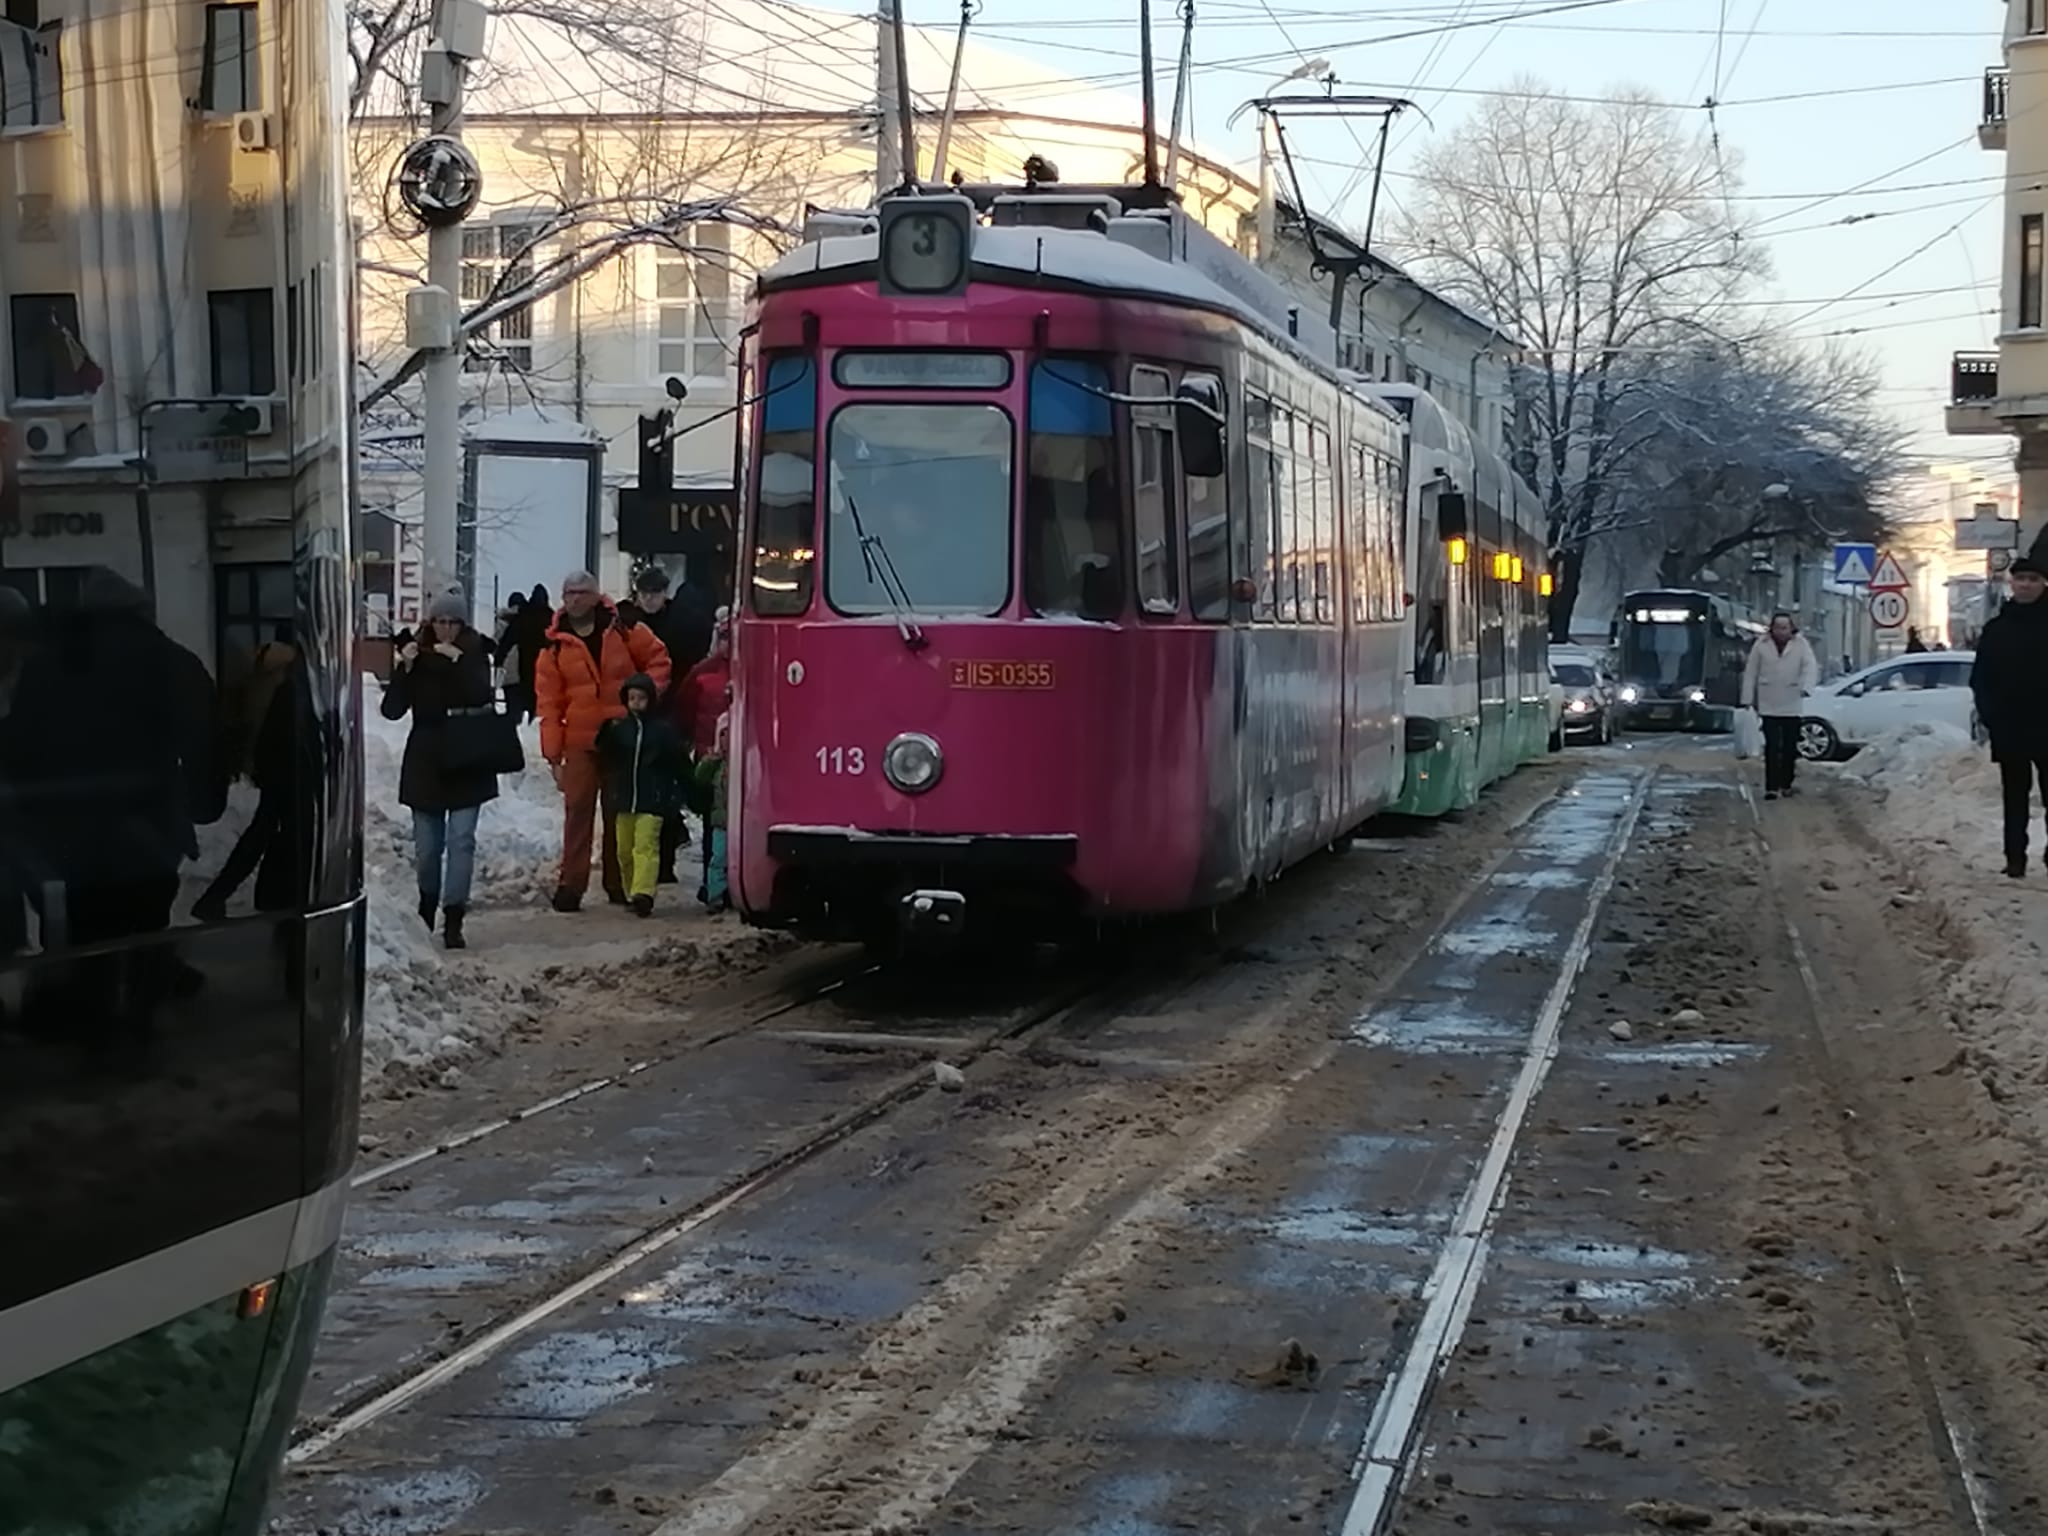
top-left (461, 220), bottom-right (544, 373)
top-left (654, 223), bottom-right (735, 382)
top-left (0, 14), bottom-right (62, 128)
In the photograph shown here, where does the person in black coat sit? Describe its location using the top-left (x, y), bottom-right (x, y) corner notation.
top-left (594, 672), bottom-right (691, 917)
top-left (499, 584), bottom-right (551, 724)
top-left (1971, 557), bottom-right (2048, 879)
top-left (618, 566), bottom-right (712, 882)
top-left (381, 593), bottom-right (499, 949)
top-left (193, 625), bottom-right (304, 921)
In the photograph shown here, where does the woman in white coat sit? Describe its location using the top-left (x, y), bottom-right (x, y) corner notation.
top-left (1742, 612), bottom-right (1820, 799)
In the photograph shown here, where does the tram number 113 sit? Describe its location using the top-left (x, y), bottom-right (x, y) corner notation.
top-left (816, 746), bottom-right (866, 775)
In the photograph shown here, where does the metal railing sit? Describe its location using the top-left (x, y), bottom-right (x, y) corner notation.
top-left (1952, 351), bottom-right (1999, 405)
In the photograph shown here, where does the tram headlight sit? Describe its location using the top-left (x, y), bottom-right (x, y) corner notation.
top-left (883, 732), bottom-right (944, 794)
top-left (1619, 685), bottom-right (1640, 704)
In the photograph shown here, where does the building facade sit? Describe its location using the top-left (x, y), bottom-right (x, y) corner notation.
top-left (1947, 0), bottom-right (2048, 560)
top-left (1, 0), bottom-right (348, 676)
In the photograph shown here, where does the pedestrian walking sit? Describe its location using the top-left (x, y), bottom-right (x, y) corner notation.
top-left (620, 566), bottom-right (712, 881)
top-left (1970, 557), bottom-right (2048, 879)
top-left (595, 673), bottom-right (691, 917)
top-left (378, 593), bottom-right (500, 949)
top-left (535, 570), bottom-right (671, 912)
top-left (1741, 612), bottom-right (1819, 801)
top-left (693, 706), bottom-right (732, 913)
top-left (192, 625), bottom-right (303, 922)
top-left (670, 607), bottom-right (732, 757)
top-left (496, 584), bottom-right (550, 723)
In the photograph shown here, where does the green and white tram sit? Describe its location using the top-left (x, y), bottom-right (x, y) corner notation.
top-left (1376, 385), bottom-right (1551, 816)
top-left (0, 0), bottom-right (362, 1524)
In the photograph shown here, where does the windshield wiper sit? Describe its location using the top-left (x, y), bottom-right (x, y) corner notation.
top-left (841, 494), bottom-right (927, 651)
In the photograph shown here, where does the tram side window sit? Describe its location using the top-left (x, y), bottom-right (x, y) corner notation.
top-left (1274, 409), bottom-right (1300, 623)
top-left (1025, 359), bottom-right (1124, 621)
top-left (1185, 370), bottom-right (1230, 622)
top-left (1247, 392), bottom-right (1277, 621)
top-left (1130, 366), bottom-right (1181, 617)
top-left (1309, 424), bottom-right (1334, 624)
top-left (751, 354), bottom-right (817, 617)
top-left (1348, 445), bottom-right (1371, 624)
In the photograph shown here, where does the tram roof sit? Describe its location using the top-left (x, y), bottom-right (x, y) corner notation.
top-left (761, 208), bottom-right (1400, 424)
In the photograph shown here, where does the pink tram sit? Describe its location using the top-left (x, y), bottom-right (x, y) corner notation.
top-left (731, 191), bottom-right (1436, 945)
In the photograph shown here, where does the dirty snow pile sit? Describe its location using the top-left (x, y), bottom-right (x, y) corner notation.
top-left (1838, 721), bottom-right (2002, 868)
top-left (1837, 722), bottom-right (2048, 1149)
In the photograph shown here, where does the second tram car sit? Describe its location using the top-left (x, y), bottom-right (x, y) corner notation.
top-left (0, 0), bottom-right (363, 1523)
top-left (730, 191), bottom-right (1550, 944)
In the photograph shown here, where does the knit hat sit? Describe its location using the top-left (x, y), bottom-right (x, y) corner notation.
top-left (2013, 557), bottom-right (2045, 579)
top-left (619, 671), bottom-right (658, 706)
top-left (427, 591), bottom-right (467, 622)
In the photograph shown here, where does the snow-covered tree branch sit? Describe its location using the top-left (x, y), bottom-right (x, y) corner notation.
top-left (1390, 79), bottom-right (1770, 634)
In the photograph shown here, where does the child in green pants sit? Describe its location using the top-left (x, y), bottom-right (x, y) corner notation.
top-left (595, 674), bottom-right (690, 917)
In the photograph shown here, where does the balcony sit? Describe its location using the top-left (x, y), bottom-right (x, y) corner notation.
top-left (1949, 350), bottom-right (2004, 436)
top-left (1983, 67), bottom-right (2010, 151)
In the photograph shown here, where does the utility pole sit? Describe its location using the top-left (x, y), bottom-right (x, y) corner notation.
top-left (876, 0), bottom-right (917, 198)
top-left (420, 0), bottom-right (478, 597)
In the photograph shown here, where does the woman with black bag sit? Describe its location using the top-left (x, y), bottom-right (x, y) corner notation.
top-left (382, 593), bottom-right (516, 949)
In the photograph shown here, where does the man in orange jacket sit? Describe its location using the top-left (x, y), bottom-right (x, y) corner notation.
top-left (535, 570), bottom-right (671, 910)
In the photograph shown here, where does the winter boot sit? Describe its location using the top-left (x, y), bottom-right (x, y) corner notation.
top-left (630, 894), bottom-right (654, 918)
top-left (606, 888), bottom-right (629, 907)
top-left (551, 887), bottom-right (583, 913)
top-left (442, 906), bottom-right (468, 950)
top-left (2008, 858), bottom-right (2028, 880)
top-left (418, 892), bottom-right (438, 930)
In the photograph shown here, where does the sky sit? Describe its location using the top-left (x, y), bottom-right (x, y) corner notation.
top-left (837, 0), bottom-right (2013, 488)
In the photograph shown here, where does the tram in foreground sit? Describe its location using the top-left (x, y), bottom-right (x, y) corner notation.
top-left (729, 188), bottom-right (1550, 946)
top-left (0, 0), bottom-right (362, 1523)
top-left (1611, 588), bottom-right (1754, 731)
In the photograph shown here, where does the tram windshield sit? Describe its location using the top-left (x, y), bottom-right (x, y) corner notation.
top-left (826, 403), bottom-right (1013, 616)
top-left (1621, 609), bottom-right (1708, 687)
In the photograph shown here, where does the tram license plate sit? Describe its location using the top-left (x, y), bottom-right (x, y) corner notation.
top-left (950, 659), bottom-right (1055, 691)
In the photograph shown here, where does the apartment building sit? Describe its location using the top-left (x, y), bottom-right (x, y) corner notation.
top-left (350, 0), bottom-right (1275, 622)
top-left (1947, 0), bottom-right (2048, 560)
top-left (0, 0), bottom-right (348, 675)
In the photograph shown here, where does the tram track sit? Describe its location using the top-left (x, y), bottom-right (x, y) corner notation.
top-left (277, 762), bottom-right (1587, 1531)
top-left (292, 938), bottom-right (1209, 1465)
top-left (349, 954), bottom-right (883, 1193)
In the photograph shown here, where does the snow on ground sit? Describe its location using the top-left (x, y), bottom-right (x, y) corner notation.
top-left (353, 675), bottom-right (793, 1091)
top-left (1832, 723), bottom-right (2048, 1150)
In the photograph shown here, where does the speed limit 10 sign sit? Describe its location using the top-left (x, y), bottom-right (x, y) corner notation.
top-left (1869, 588), bottom-right (1909, 630)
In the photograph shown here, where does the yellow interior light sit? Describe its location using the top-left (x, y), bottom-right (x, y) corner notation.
top-left (1492, 552), bottom-right (1512, 581)
top-left (1538, 572), bottom-right (1554, 597)
top-left (239, 1280), bottom-right (276, 1320)
top-left (1448, 537), bottom-right (1468, 566)
top-left (1511, 556), bottom-right (1525, 583)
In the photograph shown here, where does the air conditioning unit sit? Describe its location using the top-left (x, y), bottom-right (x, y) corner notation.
top-left (19, 418), bottom-right (70, 458)
top-left (234, 398), bottom-right (275, 436)
top-left (234, 111), bottom-right (274, 152)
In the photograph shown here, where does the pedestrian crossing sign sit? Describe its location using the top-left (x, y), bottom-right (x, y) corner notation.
top-left (1831, 543), bottom-right (1877, 586)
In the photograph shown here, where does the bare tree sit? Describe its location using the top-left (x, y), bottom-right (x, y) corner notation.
top-left (1601, 342), bottom-right (1906, 589)
top-left (1390, 79), bottom-right (1766, 636)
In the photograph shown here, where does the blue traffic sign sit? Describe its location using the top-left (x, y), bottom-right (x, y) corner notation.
top-left (1832, 543), bottom-right (1877, 586)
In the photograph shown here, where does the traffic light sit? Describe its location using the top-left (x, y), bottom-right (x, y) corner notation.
top-left (638, 410), bottom-right (673, 494)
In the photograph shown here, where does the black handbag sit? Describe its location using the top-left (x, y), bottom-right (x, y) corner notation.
top-left (440, 705), bottom-right (525, 776)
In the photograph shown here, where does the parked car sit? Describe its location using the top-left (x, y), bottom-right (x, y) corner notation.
top-left (1797, 651), bottom-right (1978, 761)
top-left (1551, 647), bottom-right (1616, 746)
